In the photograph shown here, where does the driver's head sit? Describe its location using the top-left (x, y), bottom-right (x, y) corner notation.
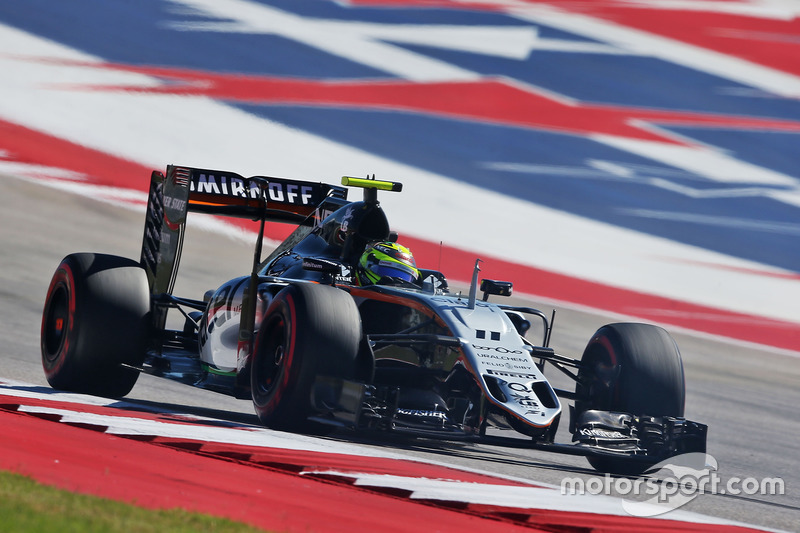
top-left (356, 241), bottom-right (419, 286)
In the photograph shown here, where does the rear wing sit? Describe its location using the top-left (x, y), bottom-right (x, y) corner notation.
top-left (188, 167), bottom-right (345, 222)
top-left (140, 164), bottom-right (348, 298)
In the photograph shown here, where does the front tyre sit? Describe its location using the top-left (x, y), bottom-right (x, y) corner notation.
top-left (41, 253), bottom-right (150, 398)
top-left (251, 283), bottom-right (361, 432)
top-left (576, 323), bottom-right (685, 474)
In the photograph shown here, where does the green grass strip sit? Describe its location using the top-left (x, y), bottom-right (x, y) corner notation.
top-left (0, 470), bottom-right (266, 533)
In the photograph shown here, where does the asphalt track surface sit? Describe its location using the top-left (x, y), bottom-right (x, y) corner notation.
top-left (2, 176), bottom-right (799, 531)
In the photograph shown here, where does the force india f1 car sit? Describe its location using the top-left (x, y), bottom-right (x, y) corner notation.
top-left (41, 165), bottom-right (707, 474)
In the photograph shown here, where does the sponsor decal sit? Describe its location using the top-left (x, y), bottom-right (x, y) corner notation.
top-left (191, 173), bottom-right (257, 198)
top-left (266, 181), bottom-right (314, 205)
top-left (374, 244), bottom-right (412, 262)
top-left (510, 394), bottom-right (540, 408)
top-left (486, 369), bottom-right (538, 380)
top-left (163, 195), bottom-right (186, 211)
top-left (396, 408), bottom-right (448, 420)
top-left (301, 258), bottom-right (335, 271)
top-left (190, 173), bottom-right (315, 205)
top-left (334, 204), bottom-right (357, 244)
top-left (335, 266), bottom-right (354, 284)
top-left (339, 205), bottom-right (355, 232)
top-left (481, 360), bottom-right (509, 368)
top-left (579, 427), bottom-right (628, 440)
top-left (480, 360), bottom-right (534, 370)
top-left (313, 205), bottom-right (337, 229)
top-left (503, 382), bottom-right (542, 410)
top-left (476, 353), bottom-right (527, 362)
top-left (507, 382), bottom-right (532, 392)
top-left (472, 345), bottom-right (524, 354)
top-left (200, 277), bottom-right (248, 347)
top-left (208, 304), bottom-right (243, 327)
top-left (483, 376), bottom-right (547, 414)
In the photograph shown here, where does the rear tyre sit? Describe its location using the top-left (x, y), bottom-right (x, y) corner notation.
top-left (251, 283), bottom-right (361, 433)
top-left (576, 323), bottom-right (685, 474)
top-left (41, 253), bottom-right (150, 398)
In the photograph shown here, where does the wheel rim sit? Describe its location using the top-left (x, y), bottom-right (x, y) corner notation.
top-left (254, 316), bottom-right (287, 397)
top-left (43, 284), bottom-right (69, 361)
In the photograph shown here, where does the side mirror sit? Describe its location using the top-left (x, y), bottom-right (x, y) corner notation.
top-left (480, 279), bottom-right (512, 301)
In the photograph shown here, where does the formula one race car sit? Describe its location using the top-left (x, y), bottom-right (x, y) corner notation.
top-left (41, 165), bottom-right (706, 474)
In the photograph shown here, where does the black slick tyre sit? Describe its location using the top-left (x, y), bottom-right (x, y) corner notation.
top-left (41, 253), bottom-right (150, 398)
top-left (250, 283), bottom-right (361, 432)
top-left (576, 322), bottom-right (685, 474)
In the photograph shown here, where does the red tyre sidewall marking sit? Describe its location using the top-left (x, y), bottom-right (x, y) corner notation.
top-left (41, 262), bottom-right (76, 378)
top-left (256, 293), bottom-right (297, 417)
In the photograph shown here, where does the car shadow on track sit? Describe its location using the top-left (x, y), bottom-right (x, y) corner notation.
top-left (3, 383), bottom-right (263, 429)
top-left (323, 429), bottom-right (600, 477)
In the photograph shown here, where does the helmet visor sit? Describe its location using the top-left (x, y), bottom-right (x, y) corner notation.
top-left (372, 261), bottom-right (418, 283)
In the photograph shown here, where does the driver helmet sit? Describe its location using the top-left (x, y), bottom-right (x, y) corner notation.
top-left (357, 241), bottom-right (420, 285)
